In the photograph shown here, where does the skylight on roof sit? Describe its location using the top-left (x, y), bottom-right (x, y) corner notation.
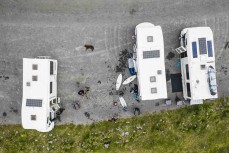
top-left (151, 88), bottom-right (157, 94)
top-left (150, 76), bottom-right (156, 82)
top-left (143, 50), bottom-right (160, 59)
top-left (26, 99), bottom-right (42, 107)
top-left (147, 36), bottom-right (153, 42)
top-left (199, 38), bottom-right (207, 54)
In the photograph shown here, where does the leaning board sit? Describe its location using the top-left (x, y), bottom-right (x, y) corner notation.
top-left (122, 75), bottom-right (136, 85)
top-left (116, 74), bottom-right (122, 90)
top-left (119, 96), bottom-right (127, 108)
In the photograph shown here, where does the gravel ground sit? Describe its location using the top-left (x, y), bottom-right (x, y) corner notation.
top-left (0, 0), bottom-right (229, 125)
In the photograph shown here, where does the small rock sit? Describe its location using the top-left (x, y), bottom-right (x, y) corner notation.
top-left (125, 132), bottom-right (129, 135)
top-left (3, 112), bottom-right (7, 117)
top-left (136, 126), bottom-right (143, 130)
top-left (104, 143), bottom-right (110, 148)
top-left (49, 141), bottom-right (53, 144)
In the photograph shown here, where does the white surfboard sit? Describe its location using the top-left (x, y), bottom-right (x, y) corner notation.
top-left (119, 96), bottom-right (127, 110)
top-left (122, 75), bottom-right (136, 85)
top-left (116, 74), bottom-right (122, 90)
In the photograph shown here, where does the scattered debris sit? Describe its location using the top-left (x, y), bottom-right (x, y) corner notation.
top-left (0, 75), bottom-right (9, 80)
top-left (224, 41), bottom-right (229, 50)
top-left (84, 112), bottom-right (90, 119)
top-left (166, 52), bottom-right (175, 60)
top-left (84, 44), bottom-right (94, 51)
top-left (78, 90), bottom-right (85, 96)
top-left (121, 132), bottom-right (129, 136)
top-left (130, 8), bottom-right (137, 15)
top-left (166, 69), bottom-right (171, 81)
top-left (123, 107), bottom-right (128, 111)
top-left (119, 91), bottom-right (124, 96)
top-left (109, 90), bottom-right (124, 96)
top-left (4, 76), bottom-right (9, 80)
top-left (113, 101), bottom-right (118, 106)
top-left (104, 142), bottom-right (110, 148)
top-left (136, 126), bottom-right (143, 130)
top-left (56, 108), bottom-right (65, 116)
top-left (78, 86), bottom-right (90, 97)
top-left (108, 113), bottom-right (119, 122)
top-left (221, 65), bottom-right (228, 75)
top-left (72, 101), bottom-right (80, 110)
top-left (76, 82), bottom-right (80, 88)
top-left (116, 49), bottom-right (129, 73)
top-left (134, 107), bottom-right (140, 116)
top-left (165, 99), bottom-right (172, 105)
top-left (10, 107), bottom-right (18, 113)
top-left (48, 141), bottom-right (53, 144)
top-left (3, 112), bottom-right (7, 117)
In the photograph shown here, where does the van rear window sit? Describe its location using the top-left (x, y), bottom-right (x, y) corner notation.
top-left (207, 41), bottom-right (213, 57)
top-left (192, 42), bottom-right (198, 58)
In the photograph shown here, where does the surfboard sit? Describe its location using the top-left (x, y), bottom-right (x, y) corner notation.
top-left (116, 74), bottom-right (122, 90)
top-left (122, 75), bottom-right (136, 85)
top-left (119, 96), bottom-right (127, 111)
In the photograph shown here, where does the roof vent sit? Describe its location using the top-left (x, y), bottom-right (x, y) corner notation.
top-left (147, 36), bottom-right (153, 42)
top-left (151, 88), bottom-right (157, 94)
top-left (157, 70), bottom-right (162, 75)
top-left (31, 115), bottom-right (36, 121)
top-left (26, 82), bottom-right (30, 86)
top-left (150, 76), bottom-right (156, 82)
top-left (200, 65), bottom-right (206, 70)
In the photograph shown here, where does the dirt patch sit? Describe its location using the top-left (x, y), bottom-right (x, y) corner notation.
top-left (116, 49), bottom-right (129, 73)
top-left (166, 69), bottom-right (171, 81)
top-left (3, 112), bottom-right (7, 117)
top-left (166, 52), bottom-right (175, 60)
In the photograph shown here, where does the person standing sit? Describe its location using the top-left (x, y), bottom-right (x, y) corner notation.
top-left (130, 84), bottom-right (139, 102)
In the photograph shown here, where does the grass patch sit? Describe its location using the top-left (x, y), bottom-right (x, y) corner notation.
top-left (0, 98), bottom-right (229, 152)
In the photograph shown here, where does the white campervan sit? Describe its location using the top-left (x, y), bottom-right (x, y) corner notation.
top-left (22, 57), bottom-right (60, 132)
top-left (134, 22), bottom-right (167, 101)
top-left (176, 27), bottom-right (218, 105)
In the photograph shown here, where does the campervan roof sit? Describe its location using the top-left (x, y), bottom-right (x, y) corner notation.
top-left (135, 23), bottom-right (167, 100)
top-left (181, 27), bottom-right (218, 100)
top-left (22, 58), bottom-right (56, 132)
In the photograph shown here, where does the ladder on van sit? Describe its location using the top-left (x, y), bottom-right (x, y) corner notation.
top-left (175, 46), bottom-right (186, 54)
